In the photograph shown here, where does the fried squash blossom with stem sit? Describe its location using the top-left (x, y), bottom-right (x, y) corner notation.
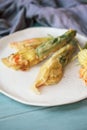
top-left (2, 30), bottom-right (76, 71)
top-left (33, 39), bottom-right (78, 94)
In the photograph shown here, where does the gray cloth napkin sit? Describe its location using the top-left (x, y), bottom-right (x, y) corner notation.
top-left (0, 0), bottom-right (87, 37)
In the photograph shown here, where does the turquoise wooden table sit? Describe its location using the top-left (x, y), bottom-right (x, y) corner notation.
top-left (0, 93), bottom-right (87, 130)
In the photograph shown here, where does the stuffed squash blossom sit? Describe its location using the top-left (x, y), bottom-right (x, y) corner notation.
top-left (33, 39), bottom-right (78, 93)
top-left (2, 30), bottom-right (76, 71)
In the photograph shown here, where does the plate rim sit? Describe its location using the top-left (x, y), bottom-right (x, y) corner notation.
top-left (1, 89), bottom-right (87, 106)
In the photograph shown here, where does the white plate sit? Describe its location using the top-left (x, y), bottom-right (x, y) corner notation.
top-left (0, 27), bottom-right (87, 106)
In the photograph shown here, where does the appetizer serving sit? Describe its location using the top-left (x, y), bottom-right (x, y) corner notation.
top-left (33, 39), bottom-right (78, 93)
top-left (1, 27), bottom-right (87, 106)
top-left (2, 30), bottom-right (76, 71)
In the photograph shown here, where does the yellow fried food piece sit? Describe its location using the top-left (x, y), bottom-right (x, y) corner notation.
top-left (2, 30), bottom-right (76, 71)
top-left (33, 39), bottom-right (77, 93)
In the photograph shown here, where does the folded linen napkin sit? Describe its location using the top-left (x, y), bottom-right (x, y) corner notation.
top-left (0, 0), bottom-right (87, 37)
